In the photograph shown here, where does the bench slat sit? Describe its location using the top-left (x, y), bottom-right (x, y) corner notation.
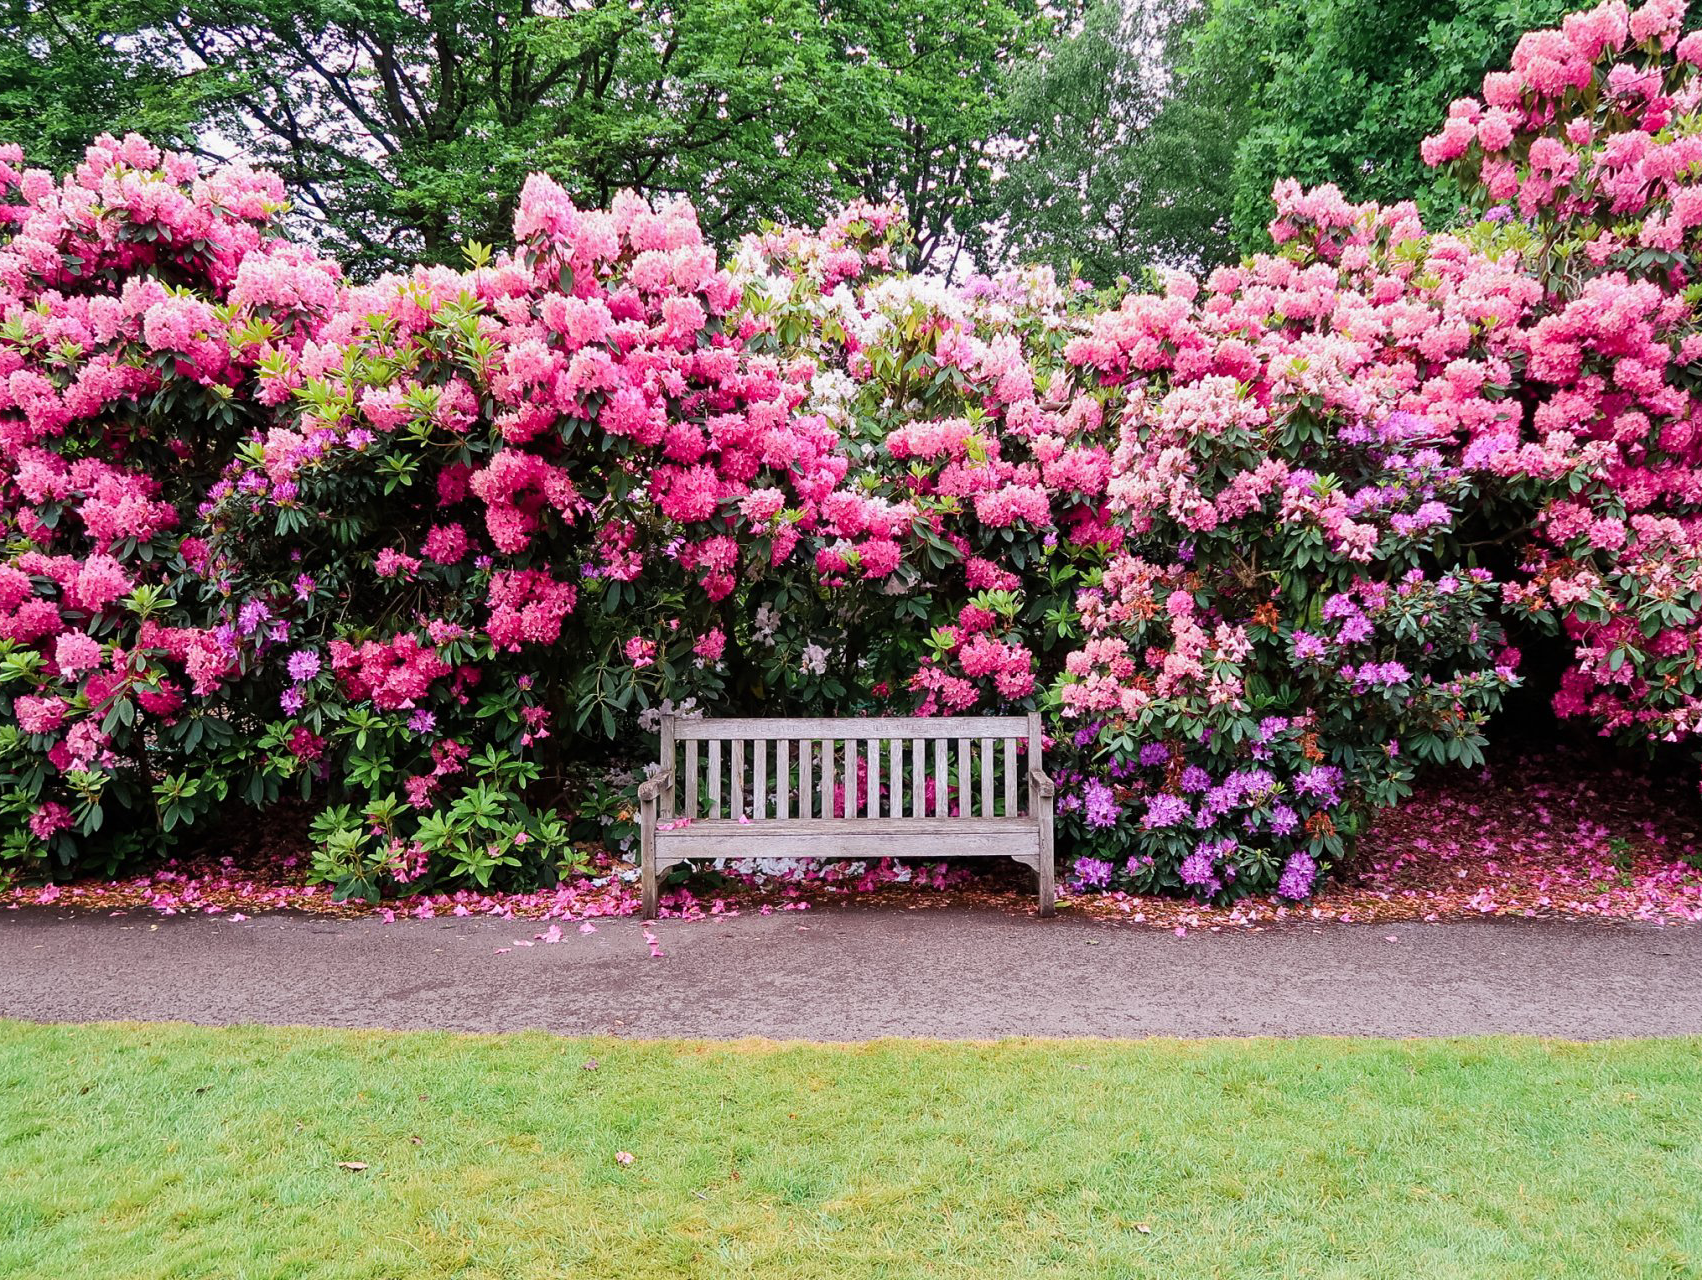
top-left (959, 738), bottom-right (973, 820)
top-left (933, 739), bottom-right (947, 817)
top-left (801, 738), bottom-right (813, 821)
top-left (820, 737), bottom-right (833, 821)
top-left (911, 738), bottom-right (923, 819)
top-left (677, 716), bottom-right (1028, 740)
top-left (708, 739), bottom-right (722, 820)
top-left (685, 740), bottom-right (699, 820)
top-left (776, 738), bottom-right (788, 821)
top-left (731, 740), bottom-right (744, 818)
top-left (889, 737), bottom-right (902, 820)
top-left (980, 737), bottom-right (993, 818)
top-left (753, 739), bottom-right (766, 821)
top-left (1004, 738), bottom-right (1017, 817)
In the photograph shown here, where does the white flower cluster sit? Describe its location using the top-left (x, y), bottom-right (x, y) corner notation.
top-left (636, 696), bottom-right (702, 732)
top-left (862, 275), bottom-right (972, 326)
top-left (801, 643), bottom-right (831, 676)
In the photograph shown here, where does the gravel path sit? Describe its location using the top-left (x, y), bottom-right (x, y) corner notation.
top-left (2, 905), bottom-right (1699, 1039)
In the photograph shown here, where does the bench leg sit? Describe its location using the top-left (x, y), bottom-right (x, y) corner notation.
top-left (640, 796), bottom-right (658, 921)
top-left (1037, 805), bottom-right (1055, 919)
top-left (1013, 854), bottom-right (1055, 918)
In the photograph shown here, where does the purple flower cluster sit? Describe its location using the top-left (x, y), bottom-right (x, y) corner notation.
top-left (1292, 631), bottom-right (1329, 662)
top-left (1072, 856), bottom-right (1114, 889)
top-left (1197, 767), bottom-right (1278, 825)
top-left (1081, 779), bottom-right (1121, 829)
top-left (1379, 410), bottom-right (1438, 443)
top-left (286, 649), bottom-right (321, 683)
top-left (1336, 612), bottom-right (1373, 644)
top-left (1142, 792), bottom-right (1192, 829)
top-left (1179, 849), bottom-right (1216, 886)
top-left (237, 599), bottom-right (272, 636)
top-left (1340, 660), bottom-right (1411, 689)
top-left (1276, 850), bottom-right (1318, 899)
top-left (1179, 837), bottom-right (1238, 894)
top-left (1293, 766), bottom-right (1343, 807)
top-left (1139, 741), bottom-right (1171, 767)
top-left (1389, 500), bottom-right (1452, 537)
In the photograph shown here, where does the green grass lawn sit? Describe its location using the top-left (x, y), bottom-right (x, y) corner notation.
top-left (1, 1022), bottom-right (1699, 1278)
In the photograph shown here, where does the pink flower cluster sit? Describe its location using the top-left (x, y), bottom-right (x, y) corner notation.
top-left (485, 570), bottom-right (577, 651)
top-left (329, 635), bottom-right (453, 710)
top-left (910, 623), bottom-right (1037, 714)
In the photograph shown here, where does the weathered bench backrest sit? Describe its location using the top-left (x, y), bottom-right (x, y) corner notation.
top-left (659, 713), bottom-right (1041, 822)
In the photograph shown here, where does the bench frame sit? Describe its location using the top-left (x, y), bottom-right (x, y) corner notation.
top-left (638, 713), bottom-right (1055, 919)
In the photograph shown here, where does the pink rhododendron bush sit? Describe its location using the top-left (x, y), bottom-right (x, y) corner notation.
top-left (6, 0), bottom-right (1702, 907)
top-left (0, 135), bottom-right (342, 874)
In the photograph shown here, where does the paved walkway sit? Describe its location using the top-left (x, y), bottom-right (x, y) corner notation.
top-left (2, 905), bottom-right (1698, 1039)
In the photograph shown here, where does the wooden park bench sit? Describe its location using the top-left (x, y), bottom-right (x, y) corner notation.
top-left (637, 713), bottom-right (1054, 919)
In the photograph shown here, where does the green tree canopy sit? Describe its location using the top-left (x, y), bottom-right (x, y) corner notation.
top-left (993, 0), bottom-right (1238, 280)
top-left (0, 0), bottom-right (1043, 277)
top-left (825, 0), bottom-right (1053, 274)
top-left (995, 0), bottom-right (1623, 277)
top-left (0, 0), bottom-right (207, 172)
top-left (1, 0), bottom-right (1054, 277)
top-left (3, 0), bottom-right (1621, 280)
top-left (171, 0), bottom-right (855, 273)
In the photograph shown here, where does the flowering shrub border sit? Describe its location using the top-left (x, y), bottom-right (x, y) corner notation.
top-left (5, 1), bottom-right (1702, 906)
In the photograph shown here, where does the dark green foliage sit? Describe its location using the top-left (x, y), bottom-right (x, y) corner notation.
top-left (175, 0), bottom-right (850, 273)
top-left (0, 0), bottom-right (207, 170)
top-left (993, 0), bottom-right (1574, 277)
top-left (824, 0), bottom-right (1057, 274)
top-left (1177, 0), bottom-right (1579, 253)
top-left (0, 0), bottom-right (1613, 281)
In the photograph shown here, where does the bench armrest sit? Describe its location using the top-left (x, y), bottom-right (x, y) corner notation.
top-left (1028, 767), bottom-right (1055, 799)
top-left (637, 770), bottom-right (674, 805)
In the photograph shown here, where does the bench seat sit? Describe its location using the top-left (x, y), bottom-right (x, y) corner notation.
top-left (653, 817), bottom-right (1047, 861)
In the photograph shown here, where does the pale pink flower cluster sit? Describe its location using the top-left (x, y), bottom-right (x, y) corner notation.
top-left (1411, 0), bottom-right (1702, 740)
